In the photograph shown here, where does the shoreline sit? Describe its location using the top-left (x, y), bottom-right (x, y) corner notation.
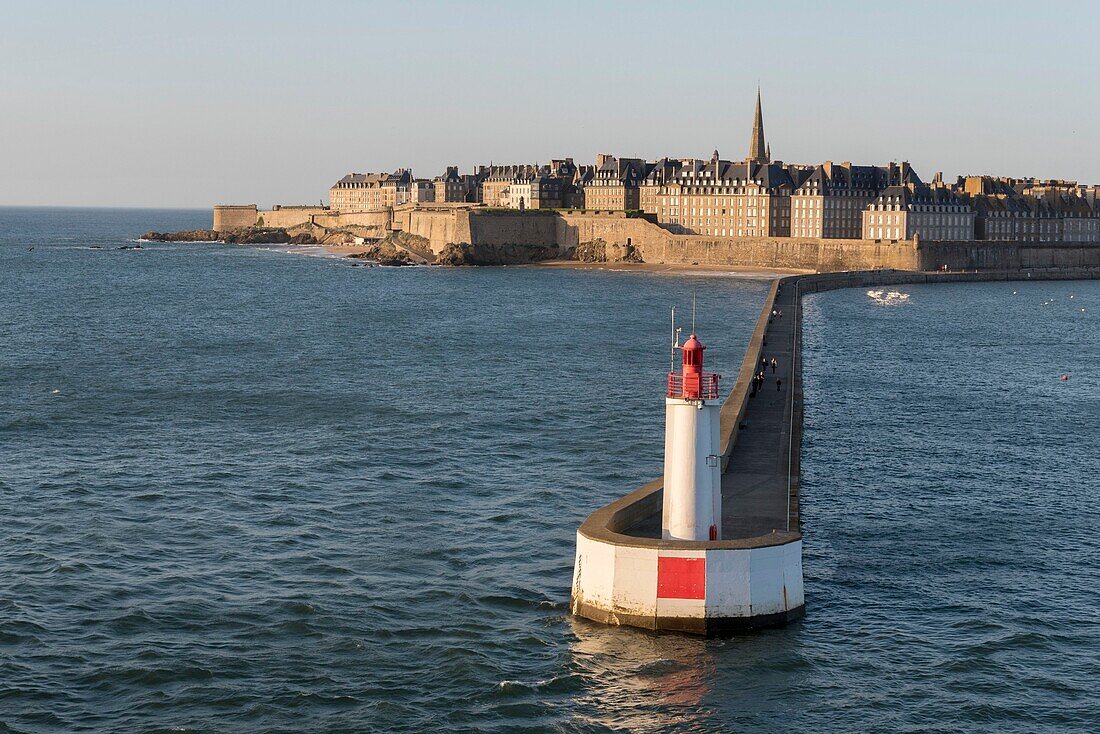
top-left (314, 245), bottom-right (808, 276)
top-left (527, 259), bottom-right (811, 277)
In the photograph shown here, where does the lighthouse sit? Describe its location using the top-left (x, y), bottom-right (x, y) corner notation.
top-left (662, 331), bottom-right (722, 541)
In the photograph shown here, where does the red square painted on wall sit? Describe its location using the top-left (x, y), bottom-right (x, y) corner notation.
top-left (657, 556), bottom-right (706, 599)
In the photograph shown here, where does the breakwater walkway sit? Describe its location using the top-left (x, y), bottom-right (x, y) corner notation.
top-left (571, 266), bottom-right (1097, 635)
top-left (627, 279), bottom-right (799, 542)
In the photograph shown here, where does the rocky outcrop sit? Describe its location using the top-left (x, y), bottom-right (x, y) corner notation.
top-left (140, 229), bottom-right (221, 242)
top-left (223, 228), bottom-right (300, 244)
top-left (567, 239), bottom-right (644, 264)
top-left (435, 242), bottom-right (558, 266)
top-left (383, 231), bottom-right (433, 262)
top-left (140, 227), bottom-right (318, 245)
top-left (346, 242), bottom-right (415, 267)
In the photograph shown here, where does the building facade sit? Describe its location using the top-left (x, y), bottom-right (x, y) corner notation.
top-left (863, 184), bottom-right (975, 241)
top-left (582, 155), bottom-right (648, 211)
top-left (654, 157), bottom-right (801, 237)
top-left (791, 161), bottom-right (918, 239)
top-left (329, 169), bottom-right (413, 211)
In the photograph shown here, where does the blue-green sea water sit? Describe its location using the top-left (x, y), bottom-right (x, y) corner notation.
top-left (1, 207), bottom-right (1098, 732)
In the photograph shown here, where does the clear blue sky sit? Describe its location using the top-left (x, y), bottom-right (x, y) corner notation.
top-left (2, 0), bottom-right (1097, 208)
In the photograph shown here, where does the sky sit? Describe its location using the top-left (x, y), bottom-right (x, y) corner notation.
top-left (2, 0), bottom-right (1098, 208)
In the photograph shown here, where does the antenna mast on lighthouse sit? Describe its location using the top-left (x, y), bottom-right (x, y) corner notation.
top-left (670, 307), bottom-right (676, 374)
top-left (691, 289), bottom-right (697, 334)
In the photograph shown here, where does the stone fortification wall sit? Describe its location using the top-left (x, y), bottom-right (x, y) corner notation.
top-left (254, 207), bottom-right (328, 229)
top-left (557, 211), bottom-right (919, 271)
top-left (215, 204), bottom-right (391, 232)
top-left (307, 210), bottom-right (390, 231)
top-left (394, 208), bottom-right (559, 255)
top-left (213, 205), bottom-right (258, 232)
top-left (214, 203), bottom-right (1100, 274)
top-left (918, 241), bottom-right (1100, 272)
top-left (467, 210), bottom-right (559, 248)
top-left (393, 208), bottom-right (469, 254)
top-left (648, 235), bottom-right (920, 271)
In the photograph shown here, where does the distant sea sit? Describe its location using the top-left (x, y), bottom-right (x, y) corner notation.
top-left (2, 207), bottom-right (1098, 732)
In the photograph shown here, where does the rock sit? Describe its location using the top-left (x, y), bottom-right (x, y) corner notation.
top-left (436, 242), bottom-right (557, 266)
top-left (223, 228), bottom-right (292, 244)
top-left (116, 244), bottom-right (144, 250)
top-left (140, 229), bottom-right (220, 242)
top-left (139, 227), bottom-right (306, 244)
top-left (566, 238), bottom-right (643, 264)
top-left (345, 242), bottom-right (414, 266)
top-left (569, 239), bottom-right (608, 263)
top-left (321, 230), bottom-right (361, 246)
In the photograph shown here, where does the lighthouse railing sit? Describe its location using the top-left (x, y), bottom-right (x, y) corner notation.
top-left (666, 372), bottom-right (720, 400)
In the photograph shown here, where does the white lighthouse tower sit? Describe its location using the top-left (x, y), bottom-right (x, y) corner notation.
top-left (662, 330), bottom-right (722, 541)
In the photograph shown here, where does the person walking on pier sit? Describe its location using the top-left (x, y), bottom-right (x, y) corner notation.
top-left (776, 377), bottom-right (782, 391)
top-left (770, 357), bottom-right (777, 373)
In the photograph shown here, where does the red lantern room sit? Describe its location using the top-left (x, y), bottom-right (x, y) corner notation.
top-left (668, 332), bottom-right (720, 400)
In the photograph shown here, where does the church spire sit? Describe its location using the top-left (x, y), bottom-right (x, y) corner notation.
top-left (748, 88), bottom-right (769, 164)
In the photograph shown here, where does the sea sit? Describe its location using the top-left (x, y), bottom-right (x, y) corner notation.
top-left (2, 207), bottom-right (1098, 733)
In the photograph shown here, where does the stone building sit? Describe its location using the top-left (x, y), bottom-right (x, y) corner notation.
top-left (1021, 180), bottom-right (1100, 242)
top-left (582, 155), bottom-right (649, 211)
top-left (791, 161), bottom-right (918, 239)
top-left (955, 176), bottom-right (1100, 243)
top-left (862, 183), bottom-right (974, 241)
top-left (959, 176), bottom-right (1039, 241)
top-left (646, 91), bottom-right (810, 236)
top-left (478, 161), bottom-right (576, 209)
top-left (507, 168), bottom-right (564, 209)
top-left (329, 169), bottom-right (413, 210)
top-left (640, 158), bottom-right (682, 214)
top-left (653, 154), bottom-right (805, 237)
top-left (410, 179), bottom-right (435, 204)
top-left (433, 166), bottom-right (481, 203)
top-left (479, 165), bottom-right (535, 208)
top-left (568, 165), bottom-right (595, 208)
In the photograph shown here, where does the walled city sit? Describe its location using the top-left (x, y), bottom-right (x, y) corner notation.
top-left (213, 91), bottom-right (1100, 273)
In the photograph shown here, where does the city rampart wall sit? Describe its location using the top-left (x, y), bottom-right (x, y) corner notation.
top-left (467, 210), bottom-right (559, 248)
top-left (918, 241), bottom-right (1100, 272)
top-left (556, 212), bottom-right (920, 271)
top-left (215, 205), bottom-right (1100, 273)
top-left (254, 207), bottom-right (331, 229)
top-left (394, 208), bottom-right (471, 253)
top-left (213, 205), bottom-right (258, 232)
top-left (215, 205), bottom-right (391, 232)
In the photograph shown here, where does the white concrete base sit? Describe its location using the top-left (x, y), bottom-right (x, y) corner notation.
top-left (570, 532), bottom-right (804, 634)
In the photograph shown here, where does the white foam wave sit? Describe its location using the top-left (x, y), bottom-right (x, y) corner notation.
top-left (866, 289), bottom-right (911, 306)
